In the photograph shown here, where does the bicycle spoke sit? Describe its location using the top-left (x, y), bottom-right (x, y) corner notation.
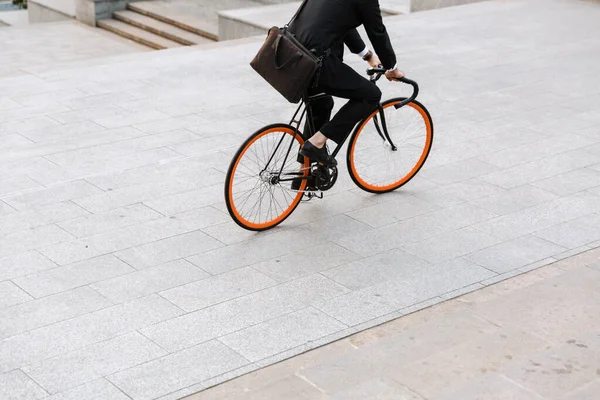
top-left (226, 126), bottom-right (307, 229)
top-left (349, 101), bottom-right (432, 191)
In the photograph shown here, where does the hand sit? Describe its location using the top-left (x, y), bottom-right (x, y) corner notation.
top-left (367, 54), bottom-right (382, 69)
top-left (385, 67), bottom-right (405, 81)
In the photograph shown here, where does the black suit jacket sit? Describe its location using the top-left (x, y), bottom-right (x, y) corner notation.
top-left (289, 0), bottom-right (397, 69)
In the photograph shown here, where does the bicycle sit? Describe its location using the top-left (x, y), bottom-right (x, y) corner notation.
top-left (224, 67), bottom-right (434, 231)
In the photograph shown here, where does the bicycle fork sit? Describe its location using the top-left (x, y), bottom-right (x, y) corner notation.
top-left (373, 105), bottom-right (398, 151)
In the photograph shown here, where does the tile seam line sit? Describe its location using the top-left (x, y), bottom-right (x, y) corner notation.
top-left (16, 367), bottom-right (50, 398)
top-left (19, 330), bottom-right (160, 395)
top-left (0, 289), bottom-right (120, 342)
top-left (37, 220), bottom-right (228, 266)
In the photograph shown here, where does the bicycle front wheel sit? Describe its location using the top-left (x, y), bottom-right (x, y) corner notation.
top-left (347, 98), bottom-right (433, 193)
top-left (225, 124), bottom-right (309, 231)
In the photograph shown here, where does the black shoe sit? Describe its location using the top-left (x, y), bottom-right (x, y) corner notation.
top-left (299, 141), bottom-right (337, 167)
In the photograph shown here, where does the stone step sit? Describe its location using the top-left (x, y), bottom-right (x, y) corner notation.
top-left (113, 10), bottom-right (213, 45)
top-left (97, 19), bottom-right (183, 50)
top-left (127, 1), bottom-right (219, 41)
top-left (127, 0), bottom-right (264, 41)
top-left (218, 2), bottom-right (401, 41)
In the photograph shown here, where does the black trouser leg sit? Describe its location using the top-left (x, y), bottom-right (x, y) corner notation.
top-left (317, 57), bottom-right (382, 144)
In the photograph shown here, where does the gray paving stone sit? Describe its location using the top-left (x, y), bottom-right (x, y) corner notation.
top-left (468, 184), bottom-right (559, 215)
top-left (413, 177), bottom-right (505, 206)
top-left (73, 171), bottom-right (223, 213)
top-left (481, 148), bottom-right (600, 189)
top-left (92, 259), bottom-right (209, 304)
top-left (0, 202), bottom-right (89, 237)
top-left (143, 183), bottom-right (230, 216)
top-left (21, 121), bottom-right (107, 143)
top-left (473, 191), bottom-right (600, 240)
top-left (0, 295), bottom-right (183, 373)
top-left (402, 226), bottom-right (503, 264)
top-left (160, 266), bottom-right (276, 312)
top-left (3, 181), bottom-right (103, 211)
top-left (141, 274), bottom-right (348, 352)
top-left (0, 224), bottom-right (74, 259)
top-left (86, 153), bottom-right (229, 191)
top-left (108, 340), bottom-right (249, 400)
top-left (0, 157), bottom-right (57, 181)
top-left (0, 286), bottom-right (111, 340)
top-left (0, 200), bottom-right (15, 216)
top-left (481, 132), bottom-right (596, 169)
top-left (38, 213), bottom-right (206, 265)
top-left (0, 176), bottom-right (41, 197)
top-left (465, 235), bottom-right (567, 274)
top-left (219, 307), bottom-right (347, 362)
top-left (59, 92), bottom-right (138, 111)
top-left (345, 193), bottom-right (441, 227)
top-left (532, 167), bottom-right (600, 196)
top-left (186, 231), bottom-right (321, 275)
top-left (14, 254), bottom-right (135, 298)
top-left (333, 202), bottom-right (496, 257)
top-left (252, 243), bottom-right (361, 283)
top-left (0, 251), bottom-right (57, 281)
top-left (0, 116), bottom-right (62, 134)
top-left (45, 130), bottom-right (199, 168)
top-left (49, 106), bottom-right (131, 125)
top-left (44, 379), bottom-right (130, 400)
top-left (94, 109), bottom-right (171, 129)
top-left (56, 203), bottom-right (161, 238)
top-left (23, 332), bottom-right (167, 394)
top-left (115, 230), bottom-right (224, 270)
top-left (322, 248), bottom-right (431, 291)
top-left (133, 114), bottom-right (211, 134)
top-left (39, 148), bottom-right (182, 184)
top-left (314, 258), bottom-right (495, 326)
top-left (0, 370), bottom-right (47, 400)
top-left (420, 158), bottom-right (499, 185)
top-left (0, 281), bottom-right (32, 310)
top-left (534, 214), bottom-right (600, 249)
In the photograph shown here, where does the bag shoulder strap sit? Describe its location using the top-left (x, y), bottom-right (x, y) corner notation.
top-left (285, 0), bottom-right (309, 27)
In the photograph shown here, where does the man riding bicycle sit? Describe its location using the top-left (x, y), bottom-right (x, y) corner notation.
top-left (289, 0), bottom-right (405, 169)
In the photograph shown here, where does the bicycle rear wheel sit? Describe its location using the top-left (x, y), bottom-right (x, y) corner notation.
top-left (225, 124), bottom-right (309, 231)
top-left (347, 98), bottom-right (433, 193)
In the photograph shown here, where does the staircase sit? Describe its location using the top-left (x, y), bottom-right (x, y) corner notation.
top-left (98, 3), bottom-right (214, 50)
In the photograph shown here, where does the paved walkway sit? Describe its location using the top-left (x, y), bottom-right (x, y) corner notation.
top-left (0, 20), bottom-right (148, 78)
top-left (1, 0), bottom-right (600, 399)
top-left (186, 247), bottom-right (600, 400)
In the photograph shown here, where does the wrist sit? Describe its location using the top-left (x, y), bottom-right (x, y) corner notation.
top-left (362, 50), bottom-right (374, 62)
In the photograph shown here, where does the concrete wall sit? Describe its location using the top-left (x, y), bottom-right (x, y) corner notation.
top-left (28, 0), bottom-right (73, 23)
top-left (218, 14), bottom-right (266, 41)
top-left (75, 0), bottom-right (142, 26)
top-left (410, 0), bottom-right (490, 12)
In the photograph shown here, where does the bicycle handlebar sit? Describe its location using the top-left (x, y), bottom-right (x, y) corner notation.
top-left (367, 67), bottom-right (419, 109)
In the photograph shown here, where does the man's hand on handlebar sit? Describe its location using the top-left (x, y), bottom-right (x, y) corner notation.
top-left (367, 54), bottom-right (382, 69)
top-left (385, 67), bottom-right (405, 81)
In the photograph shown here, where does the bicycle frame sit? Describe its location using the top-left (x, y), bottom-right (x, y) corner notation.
top-left (263, 70), bottom-right (420, 185)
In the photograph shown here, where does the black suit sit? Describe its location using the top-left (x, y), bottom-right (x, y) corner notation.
top-left (289, 0), bottom-right (397, 144)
